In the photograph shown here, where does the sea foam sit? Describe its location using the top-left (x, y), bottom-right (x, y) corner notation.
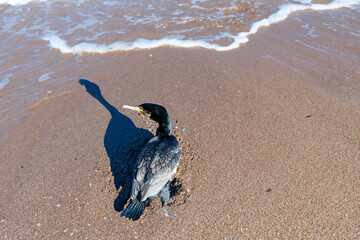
top-left (0, 74), bottom-right (12, 90)
top-left (38, 72), bottom-right (54, 82)
top-left (0, 0), bottom-right (46, 6)
top-left (43, 0), bottom-right (360, 54)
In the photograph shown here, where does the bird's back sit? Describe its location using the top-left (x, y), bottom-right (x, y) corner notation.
top-left (130, 135), bottom-right (181, 202)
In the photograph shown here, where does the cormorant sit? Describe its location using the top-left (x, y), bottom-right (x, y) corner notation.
top-left (121, 103), bottom-right (181, 221)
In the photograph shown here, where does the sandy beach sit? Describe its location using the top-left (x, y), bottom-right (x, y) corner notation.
top-left (1, 8), bottom-right (359, 239)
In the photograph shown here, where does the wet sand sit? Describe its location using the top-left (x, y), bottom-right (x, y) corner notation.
top-left (1, 10), bottom-right (359, 239)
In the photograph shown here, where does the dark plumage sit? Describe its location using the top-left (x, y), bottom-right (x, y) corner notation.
top-left (121, 103), bottom-right (181, 221)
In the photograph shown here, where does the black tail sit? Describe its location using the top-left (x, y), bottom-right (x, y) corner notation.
top-left (121, 199), bottom-right (146, 221)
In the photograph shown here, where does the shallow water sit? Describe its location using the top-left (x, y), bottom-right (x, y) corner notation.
top-left (0, 0), bottom-right (359, 140)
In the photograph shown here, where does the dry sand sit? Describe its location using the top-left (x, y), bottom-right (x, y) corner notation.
top-left (1, 10), bottom-right (359, 239)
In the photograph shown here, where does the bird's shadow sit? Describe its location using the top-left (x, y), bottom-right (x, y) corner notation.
top-left (79, 79), bottom-right (153, 212)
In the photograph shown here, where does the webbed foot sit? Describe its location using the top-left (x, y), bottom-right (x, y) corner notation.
top-left (162, 206), bottom-right (177, 218)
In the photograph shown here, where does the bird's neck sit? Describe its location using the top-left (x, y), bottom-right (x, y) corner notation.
top-left (156, 117), bottom-right (172, 137)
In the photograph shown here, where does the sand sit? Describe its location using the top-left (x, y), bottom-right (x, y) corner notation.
top-left (1, 10), bottom-right (359, 239)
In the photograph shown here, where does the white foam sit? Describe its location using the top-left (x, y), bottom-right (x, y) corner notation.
top-left (0, 0), bottom-right (46, 6)
top-left (38, 72), bottom-right (54, 82)
top-left (349, 31), bottom-right (360, 37)
top-left (0, 74), bottom-right (12, 90)
top-left (43, 34), bottom-right (229, 53)
top-left (103, 0), bottom-right (118, 7)
top-left (294, 39), bottom-right (329, 53)
top-left (42, 0), bottom-right (360, 54)
top-left (42, 35), bottom-right (74, 53)
top-left (301, 24), bottom-right (318, 38)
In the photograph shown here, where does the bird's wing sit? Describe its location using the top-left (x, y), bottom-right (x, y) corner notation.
top-left (140, 146), bottom-right (181, 202)
top-left (130, 142), bottom-right (157, 200)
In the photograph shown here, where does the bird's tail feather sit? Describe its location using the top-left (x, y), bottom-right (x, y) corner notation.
top-left (121, 199), bottom-right (146, 221)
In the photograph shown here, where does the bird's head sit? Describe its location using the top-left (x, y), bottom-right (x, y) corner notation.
top-left (123, 103), bottom-right (171, 136)
top-left (123, 103), bottom-right (167, 121)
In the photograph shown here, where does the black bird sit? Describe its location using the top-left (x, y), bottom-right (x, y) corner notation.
top-left (121, 103), bottom-right (181, 221)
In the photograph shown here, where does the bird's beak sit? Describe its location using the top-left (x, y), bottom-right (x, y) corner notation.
top-left (123, 105), bottom-right (149, 117)
top-left (123, 105), bottom-right (140, 113)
